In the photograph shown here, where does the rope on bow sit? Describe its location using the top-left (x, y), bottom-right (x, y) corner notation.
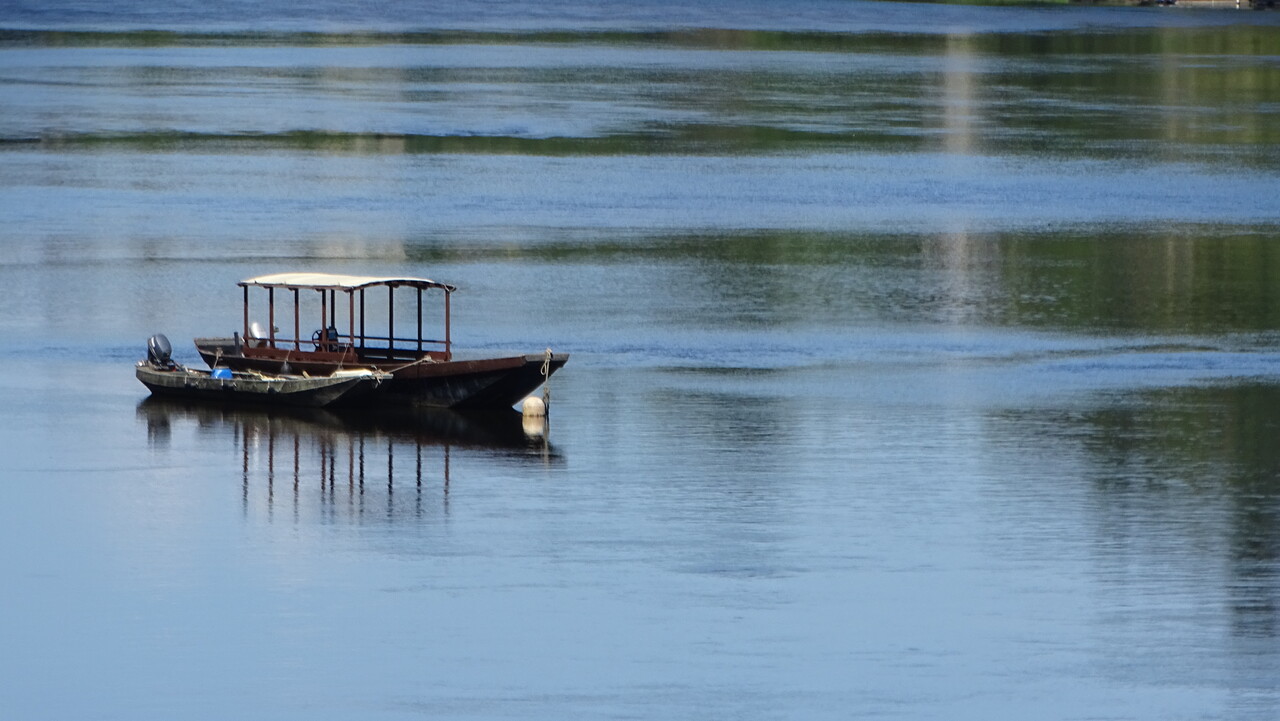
top-left (541, 348), bottom-right (553, 412)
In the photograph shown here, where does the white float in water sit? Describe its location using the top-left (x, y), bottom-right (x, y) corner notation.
top-left (522, 395), bottom-right (547, 437)
top-left (522, 395), bottom-right (546, 418)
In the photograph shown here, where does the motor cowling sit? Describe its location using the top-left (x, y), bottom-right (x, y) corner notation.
top-left (147, 333), bottom-right (173, 366)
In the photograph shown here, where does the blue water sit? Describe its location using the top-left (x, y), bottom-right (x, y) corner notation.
top-left (3, 1), bottom-right (1280, 719)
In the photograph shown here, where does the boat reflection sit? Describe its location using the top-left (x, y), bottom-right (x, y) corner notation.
top-left (137, 397), bottom-right (559, 522)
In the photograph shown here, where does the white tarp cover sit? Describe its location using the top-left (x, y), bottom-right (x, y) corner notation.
top-left (239, 272), bottom-right (456, 292)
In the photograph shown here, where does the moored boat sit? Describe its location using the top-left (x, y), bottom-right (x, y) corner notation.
top-left (137, 333), bottom-right (389, 408)
top-left (193, 273), bottom-right (567, 409)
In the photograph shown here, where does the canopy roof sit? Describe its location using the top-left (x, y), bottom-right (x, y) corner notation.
top-left (239, 272), bottom-right (456, 293)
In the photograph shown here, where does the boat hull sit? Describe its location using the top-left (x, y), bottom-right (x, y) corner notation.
top-left (194, 337), bottom-right (567, 409)
top-left (135, 363), bottom-right (376, 408)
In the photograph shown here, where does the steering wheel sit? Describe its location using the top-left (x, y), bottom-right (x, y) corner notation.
top-left (311, 328), bottom-right (331, 351)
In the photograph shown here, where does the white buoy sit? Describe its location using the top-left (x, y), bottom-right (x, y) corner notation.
top-left (522, 395), bottom-right (546, 418)
top-left (521, 395), bottom-right (547, 437)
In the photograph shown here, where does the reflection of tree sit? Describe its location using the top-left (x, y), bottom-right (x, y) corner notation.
top-left (137, 399), bottom-right (558, 523)
top-left (975, 26), bottom-right (1280, 158)
top-left (533, 226), bottom-right (1280, 334)
top-left (995, 383), bottom-right (1280, 640)
top-left (933, 227), bottom-right (1280, 333)
top-left (14, 23), bottom-right (1278, 161)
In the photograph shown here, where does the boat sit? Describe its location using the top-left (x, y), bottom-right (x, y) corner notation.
top-left (136, 333), bottom-right (389, 408)
top-left (192, 272), bottom-right (568, 409)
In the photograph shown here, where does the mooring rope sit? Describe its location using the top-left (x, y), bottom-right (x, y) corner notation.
top-left (540, 347), bottom-right (553, 411)
top-left (386, 355), bottom-right (437, 374)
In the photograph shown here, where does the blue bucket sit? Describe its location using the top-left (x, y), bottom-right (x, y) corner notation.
top-left (210, 368), bottom-right (233, 379)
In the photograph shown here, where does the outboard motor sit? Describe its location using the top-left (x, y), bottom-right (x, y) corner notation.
top-left (146, 333), bottom-right (174, 368)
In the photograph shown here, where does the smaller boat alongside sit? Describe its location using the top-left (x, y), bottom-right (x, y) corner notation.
top-left (135, 333), bottom-right (389, 408)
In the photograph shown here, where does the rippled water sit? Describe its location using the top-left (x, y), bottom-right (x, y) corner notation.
top-left (2, 1), bottom-right (1280, 719)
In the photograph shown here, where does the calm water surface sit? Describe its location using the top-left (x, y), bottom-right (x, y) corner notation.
top-left (2, 1), bottom-right (1280, 719)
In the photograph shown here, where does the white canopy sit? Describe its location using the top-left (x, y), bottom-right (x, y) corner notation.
top-left (239, 272), bottom-right (456, 293)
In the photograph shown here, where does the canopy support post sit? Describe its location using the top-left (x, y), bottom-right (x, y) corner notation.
top-left (268, 288), bottom-right (276, 348)
top-left (320, 289), bottom-right (327, 346)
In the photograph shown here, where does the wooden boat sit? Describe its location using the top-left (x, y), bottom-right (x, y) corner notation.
top-left (137, 334), bottom-right (389, 408)
top-left (192, 273), bottom-right (568, 409)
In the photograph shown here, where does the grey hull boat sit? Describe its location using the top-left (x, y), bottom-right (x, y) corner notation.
top-left (136, 334), bottom-right (389, 408)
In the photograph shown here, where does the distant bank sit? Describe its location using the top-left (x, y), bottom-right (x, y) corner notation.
top-left (1092, 0), bottom-right (1277, 6)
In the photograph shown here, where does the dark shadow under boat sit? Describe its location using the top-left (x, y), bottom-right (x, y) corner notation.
top-left (139, 397), bottom-right (560, 523)
top-left (136, 395), bottom-right (559, 458)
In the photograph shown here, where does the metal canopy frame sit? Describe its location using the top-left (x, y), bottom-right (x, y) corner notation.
top-left (238, 274), bottom-right (454, 361)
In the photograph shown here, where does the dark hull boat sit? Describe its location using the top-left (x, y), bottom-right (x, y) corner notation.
top-left (194, 339), bottom-right (564, 408)
top-left (191, 273), bottom-right (567, 409)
